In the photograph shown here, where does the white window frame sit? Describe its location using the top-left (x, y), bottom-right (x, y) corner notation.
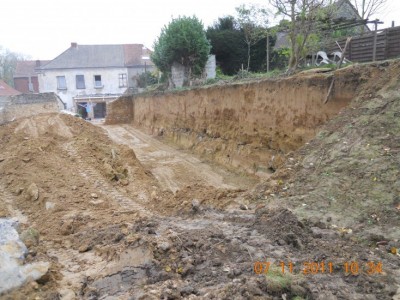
top-left (94, 75), bottom-right (103, 88)
top-left (56, 76), bottom-right (67, 90)
top-left (119, 73), bottom-right (127, 88)
top-left (76, 75), bottom-right (86, 89)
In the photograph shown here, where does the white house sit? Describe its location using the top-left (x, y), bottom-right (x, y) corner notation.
top-left (38, 43), bottom-right (154, 118)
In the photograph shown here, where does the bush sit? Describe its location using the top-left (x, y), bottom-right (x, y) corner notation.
top-left (271, 47), bottom-right (290, 70)
top-left (137, 72), bottom-right (157, 88)
top-left (205, 78), bottom-right (219, 85)
top-left (234, 69), bottom-right (253, 80)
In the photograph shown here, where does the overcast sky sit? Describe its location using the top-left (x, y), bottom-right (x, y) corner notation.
top-left (1, 0), bottom-right (399, 60)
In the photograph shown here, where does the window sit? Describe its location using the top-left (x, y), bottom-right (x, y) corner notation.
top-left (56, 76), bottom-right (67, 90)
top-left (119, 73), bottom-right (127, 87)
top-left (94, 75), bottom-right (102, 88)
top-left (76, 75), bottom-right (85, 89)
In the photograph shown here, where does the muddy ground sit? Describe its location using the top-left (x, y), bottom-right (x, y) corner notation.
top-left (0, 62), bottom-right (399, 300)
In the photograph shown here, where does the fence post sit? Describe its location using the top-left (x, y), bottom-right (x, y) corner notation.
top-left (384, 28), bottom-right (389, 60)
top-left (371, 19), bottom-right (384, 61)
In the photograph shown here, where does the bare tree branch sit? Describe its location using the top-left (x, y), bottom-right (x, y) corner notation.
top-left (269, 0), bottom-right (326, 72)
top-left (351, 0), bottom-right (387, 20)
top-left (236, 4), bottom-right (269, 71)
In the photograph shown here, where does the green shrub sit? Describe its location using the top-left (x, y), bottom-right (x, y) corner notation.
top-left (137, 72), bottom-right (158, 88)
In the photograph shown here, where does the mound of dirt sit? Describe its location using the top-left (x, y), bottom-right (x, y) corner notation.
top-left (0, 113), bottom-right (160, 299)
top-left (250, 60), bottom-right (400, 298)
top-left (256, 60), bottom-right (400, 240)
top-left (13, 114), bottom-right (74, 139)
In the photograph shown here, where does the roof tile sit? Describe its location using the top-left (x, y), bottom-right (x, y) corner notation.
top-left (0, 80), bottom-right (21, 96)
top-left (41, 44), bottom-right (154, 70)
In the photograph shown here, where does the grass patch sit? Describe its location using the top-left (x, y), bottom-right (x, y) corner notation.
top-left (264, 265), bottom-right (306, 296)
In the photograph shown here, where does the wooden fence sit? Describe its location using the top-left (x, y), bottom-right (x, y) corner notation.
top-left (327, 26), bottom-right (400, 63)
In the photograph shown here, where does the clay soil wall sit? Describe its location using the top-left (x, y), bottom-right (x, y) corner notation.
top-left (106, 96), bottom-right (134, 124)
top-left (106, 70), bottom-right (359, 175)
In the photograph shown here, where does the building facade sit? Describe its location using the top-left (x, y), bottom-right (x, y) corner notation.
top-left (38, 43), bottom-right (154, 118)
top-left (13, 60), bottom-right (49, 93)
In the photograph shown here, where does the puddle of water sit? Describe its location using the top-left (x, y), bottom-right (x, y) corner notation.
top-left (89, 246), bottom-right (154, 297)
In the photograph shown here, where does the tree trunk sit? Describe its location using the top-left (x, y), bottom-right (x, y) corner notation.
top-left (183, 66), bottom-right (190, 87)
top-left (361, 0), bottom-right (366, 35)
top-left (288, 32), bottom-right (297, 72)
top-left (266, 33), bottom-right (270, 72)
top-left (168, 73), bottom-right (175, 89)
top-left (247, 43), bottom-right (251, 71)
top-left (288, 0), bottom-right (297, 73)
top-left (288, 50), bottom-right (297, 73)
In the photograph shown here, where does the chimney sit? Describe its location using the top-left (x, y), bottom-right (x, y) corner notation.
top-left (35, 60), bottom-right (41, 68)
top-left (71, 42), bottom-right (78, 48)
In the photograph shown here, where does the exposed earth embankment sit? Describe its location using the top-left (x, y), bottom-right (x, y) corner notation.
top-left (107, 66), bottom-right (360, 175)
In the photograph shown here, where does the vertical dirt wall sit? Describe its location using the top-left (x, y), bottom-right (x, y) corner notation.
top-left (106, 96), bottom-right (134, 124)
top-left (106, 70), bottom-right (359, 175)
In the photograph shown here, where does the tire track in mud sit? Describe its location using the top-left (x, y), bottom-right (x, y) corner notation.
top-left (101, 125), bottom-right (252, 193)
top-left (48, 141), bottom-right (154, 297)
top-left (62, 141), bottom-right (151, 218)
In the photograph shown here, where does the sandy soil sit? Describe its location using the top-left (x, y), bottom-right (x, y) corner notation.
top-left (0, 61), bottom-right (400, 300)
top-left (102, 124), bottom-right (257, 193)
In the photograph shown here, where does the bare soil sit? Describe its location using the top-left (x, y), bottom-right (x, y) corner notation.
top-left (0, 61), bottom-right (400, 300)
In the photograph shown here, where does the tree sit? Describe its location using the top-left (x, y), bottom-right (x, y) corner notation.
top-left (235, 4), bottom-right (269, 71)
top-left (207, 16), bottom-right (276, 74)
top-left (0, 46), bottom-right (25, 87)
top-left (269, 0), bottom-right (326, 73)
top-left (151, 16), bottom-right (210, 87)
top-left (351, 0), bottom-right (387, 22)
top-left (206, 16), bottom-right (248, 75)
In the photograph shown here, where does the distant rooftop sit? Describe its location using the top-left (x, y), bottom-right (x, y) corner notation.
top-left (40, 43), bottom-right (154, 70)
top-left (14, 60), bottom-right (50, 78)
top-left (0, 80), bottom-right (21, 96)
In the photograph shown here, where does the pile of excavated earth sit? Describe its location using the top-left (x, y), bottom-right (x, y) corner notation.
top-left (0, 60), bottom-right (399, 300)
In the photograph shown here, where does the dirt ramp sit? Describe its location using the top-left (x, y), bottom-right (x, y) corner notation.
top-left (0, 113), bottom-right (160, 299)
top-left (0, 113), bottom-right (155, 221)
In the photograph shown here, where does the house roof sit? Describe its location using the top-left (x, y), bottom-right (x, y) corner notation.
top-left (274, 32), bottom-right (290, 49)
top-left (0, 80), bottom-right (21, 96)
top-left (14, 60), bottom-right (50, 78)
top-left (40, 43), bottom-right (154, 70)
top-left (335, 0), bottom-right (362, 19)
top-left (273, 0), bottom-right (370, 50)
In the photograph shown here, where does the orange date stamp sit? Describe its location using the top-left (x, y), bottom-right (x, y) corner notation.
top-left (253, 261), bottom-right (383, 275)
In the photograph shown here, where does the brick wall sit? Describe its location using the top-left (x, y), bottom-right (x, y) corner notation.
top-left (13, 77), bottom-right (40, 93)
